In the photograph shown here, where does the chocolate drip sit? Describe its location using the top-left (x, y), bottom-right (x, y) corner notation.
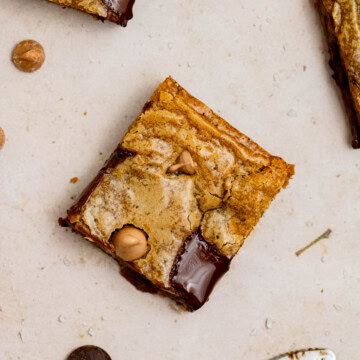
top-left (103, 0), bottom-right (135, 26)
top-left (64, 146), bottom-right (135, 221)
top-left (170, 229), bottom-right (230, 311)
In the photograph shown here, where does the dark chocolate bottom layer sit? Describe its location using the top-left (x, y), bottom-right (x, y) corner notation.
top-left (317, 0), bottom-right (360, 148)
top-left (60, 217), bottom-right (231, 311)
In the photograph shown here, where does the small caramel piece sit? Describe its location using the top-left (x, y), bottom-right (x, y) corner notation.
top-left (113, 227), bottom-right (148, 262)
top-left (168, 150), bottom-right (196, 175)
top-left (12, 40), bottom-right (45, 73)
top-left (0, 127), bottom-right (5, 150)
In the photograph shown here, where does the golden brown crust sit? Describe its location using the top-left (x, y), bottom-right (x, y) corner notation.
top-left (65, 77), bottom-right (294, 287)
top-left (47, 0), bottom-right (108, 17)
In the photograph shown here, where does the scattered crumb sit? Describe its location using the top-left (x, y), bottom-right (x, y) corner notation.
top-left (21, 319), bottom-right (25, 326)
top-left (88, 327), bottom-right (96, 337)
top-left (0, 306), bottom-right (3, 312)
top-left (295, 229), bottom-right (332, 257)
top-left (58, 314), bottom-right (67, 323)
top-left (52, 140), bottom-right (56, 144)
top-left (101, 315), bottom-right (106, 321)
top-left (287, 109), bottom-right (298, 118)
top-left (321, 289), bottom-right (324, 293)
top-left (99, 152), bottom-right (103, 156)
top-left (19, 329), bottom-right (28, 343)
top-left (63, 258), bottom-right (71, 267)
top-left (70, 177), bottom-right (79, 184)
top-left (265, 318), bottom-right (274, 329)
top-left (70, 195), bottom-right (76, 200)
top-left (187, 61), bottom-right (192, 68)
top-left (336, 174), bottom-right (341, 178)
top-left (303, 65), bottom-right (307, 72)
top-left (83, 111), bottom-right (87, 116)
top-left (40, 266), bottom-right (45, 271)
top-left (321, 256), bottom-right (326, 263)
top-left (250, 328), bottom-right (257, 336)
top-left (333, 304), bottom-right (342, 312)
top-left (0, 127), bottom-right (5, 149)
top-left (59, 98), bottom-right (64, 101)
top-left (228, 53), bottom-right (232, 57)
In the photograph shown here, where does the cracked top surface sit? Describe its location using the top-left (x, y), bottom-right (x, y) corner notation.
top-left (47, 0), bottom-right (108, 17)
top-left (67, 77), bottom-right (294, 287)
top-left (318, 0), bottom-right (360, 114)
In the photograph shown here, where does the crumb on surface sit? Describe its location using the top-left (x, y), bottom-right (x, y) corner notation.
top-left (70, 177), bottom-right (79, 184)
top-left (0, 127), bottom-right (5, 149)
top-left (265, 318), bottom-right (274, 329)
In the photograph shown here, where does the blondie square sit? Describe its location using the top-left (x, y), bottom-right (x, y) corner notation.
top-left (60, 77), bottom-right (294, 311)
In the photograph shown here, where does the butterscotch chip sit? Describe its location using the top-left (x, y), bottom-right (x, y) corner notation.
top-left (113, 227), bottom-right (148, 261)
top-left (12, 40), bottom-right (45, 73)
top-left (0, 127), bottom-right (5, 149)
top-left (168, 150), bottom-right (196, 175)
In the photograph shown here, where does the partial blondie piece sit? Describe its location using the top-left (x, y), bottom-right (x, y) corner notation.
top-left (46, 0), bottom-right (135, 26)
top-left (315, 0), bottom-right (360, 148)
top-left (60, 77), bottom-right (294, 311)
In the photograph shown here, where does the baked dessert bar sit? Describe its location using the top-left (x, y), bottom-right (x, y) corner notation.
top-left (60, 77), bottom-right (294, 311)
top-left (315, 0), bottom-right (360, 148)
top-left (46, 0), bottom-right (135, 26)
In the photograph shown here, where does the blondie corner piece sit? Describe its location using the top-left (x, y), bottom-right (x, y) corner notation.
top-left (60, 77), bottom-right (294, 311)
top-left (46, 0), bottom-right (135, 26)
top-left (315, 0), bottom-right (360, 148)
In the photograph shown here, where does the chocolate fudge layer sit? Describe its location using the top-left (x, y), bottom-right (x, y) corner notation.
top-left (315, 0), bottom-right (360, 148)
top-left (46, 0), bottom-right (135, 26)
top-left (60, 77), bottom-right (294, 311)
